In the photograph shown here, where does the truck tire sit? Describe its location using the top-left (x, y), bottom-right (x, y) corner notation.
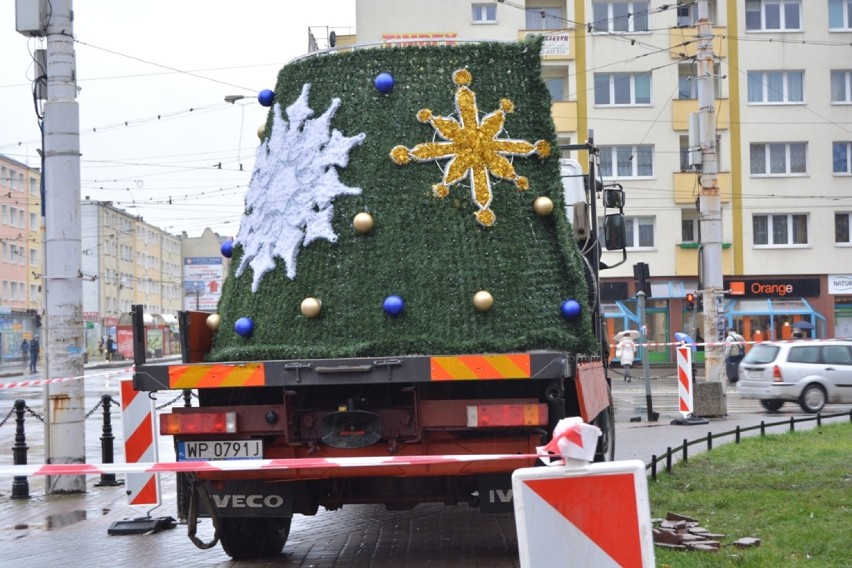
top-left (593, 385), bottom-right (615, 462)
top-left (219, 517), bottom-right (291, 560)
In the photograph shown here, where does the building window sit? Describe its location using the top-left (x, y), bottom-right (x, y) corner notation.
top-left (835, 142), bottom-right (852, 174)
top-left (525, 7), bottom-right (563, 29)
top-left (750, 142), bottom-right (807, 175)
top-left (29, 177), bottom-right (38, 196)
top-left (599, 145), bottom-right (654, 178)
top-left (594, 72), bottom-right (651, 105)
top-left (472, 3), bottom-right (497, 24)
top-left (745, 0), bottom-right (801, 31)
top-left (829, 0), bottom-right (852, 29)
top-left (677, 0), bottom-right (717, 26)
top-left (545, 77), bottom-right (566, 101)
top-left (591, 1), bottom-right (649, 33)
top-left (747, 70), bottom-right (804, 103)
top-left (753, 214), bottom-right (808, 246)
top-left (30, 248), bottom-right (36, 264)
top-left (682, 216), bottom-right (701, 243)
top-left (831, 70), bottom-right (852, 103)
top-left (837, 213), bottom-right (852, 244)
top-left (626, 216), bottom-right (655, 249)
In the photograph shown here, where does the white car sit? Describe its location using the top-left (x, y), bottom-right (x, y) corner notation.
top-left (737, 339), bottom-right (852, 413)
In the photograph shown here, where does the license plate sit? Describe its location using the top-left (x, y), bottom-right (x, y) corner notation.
top-left (178, 440), bottom-right (263, 461)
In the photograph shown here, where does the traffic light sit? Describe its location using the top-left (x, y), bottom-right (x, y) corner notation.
top-left (685, 292), bottom-right (696, 311)
top-left (35, 314), bottom-right (42, 327)
top-left (633, 262), bottom-right (651, 297)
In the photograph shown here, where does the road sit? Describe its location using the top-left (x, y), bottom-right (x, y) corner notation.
top-left (0, 366), bottom-right (848, 567)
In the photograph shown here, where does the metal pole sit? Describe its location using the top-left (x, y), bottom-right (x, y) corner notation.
top-left (42, 0), bottom-right (86, 494)
top-left (637, 291), bottom-right (656, 421)
top-left (697, 0), bottom-right (725, 389)
top-left (95, 394), bottom-right (121, 487)
top-left (11, 400), bottom-right (30, 499)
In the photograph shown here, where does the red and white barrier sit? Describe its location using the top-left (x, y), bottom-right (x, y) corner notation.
top-left (120, 379), bottom-right (160, 508)
top-left (676, 345), bottom-right (694, 418)
top-left (0, 367), bottom-right (133, 390)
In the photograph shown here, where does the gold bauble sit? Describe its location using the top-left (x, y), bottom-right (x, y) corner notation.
top-left (533, 196), bottom-right (554, 216)
top-left (257, 124), bottom-right (266, 139)
top-left (353, 212), bottom-right (374, 234)
top-left (473, 290), bottom-right (494, 312)
top-left (301, 297), bottom-right (322, 318)
top-left (205, 313), bottom-right (222, 330)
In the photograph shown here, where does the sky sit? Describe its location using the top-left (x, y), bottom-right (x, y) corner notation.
top-left (0, 0), bottom-right (356, 238)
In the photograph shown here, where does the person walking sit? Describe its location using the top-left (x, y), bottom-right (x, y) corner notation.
top-left (106, 336), bottom-right (116, 362)
top-left (616, 333), bottom-right (637, 383)
top-left (20, 338), bottom-right (30, 366)
top-left (724, 327), bottom-right (746, 383)
top-left (29, 337), bottom-right (40, 373)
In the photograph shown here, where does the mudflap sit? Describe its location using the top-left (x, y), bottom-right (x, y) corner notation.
top-left (198, 480), bottom-right (297, 518)
top-left (478, 473), bottom-right (515, 513)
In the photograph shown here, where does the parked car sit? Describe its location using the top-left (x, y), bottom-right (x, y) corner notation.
top-left (737, 339), bottom-right (852, 413)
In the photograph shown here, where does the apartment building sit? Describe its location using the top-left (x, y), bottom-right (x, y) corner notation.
top-left (81, 199), bottom-right (182, 358)
top-left (351, 0), bottom-right (852, 360)
top-left (0, 155), bottom-right (42, 365)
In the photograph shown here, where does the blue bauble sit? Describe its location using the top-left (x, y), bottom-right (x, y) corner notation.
top-left (257, 89), bottom-right (275, 107)
top-left (560, 299), bottom-right (582, 320)
top-left (374, 72), bottom-right (395, 94)
top-left (234, 317), bottom-right (254, 337)
top-left (220, 239), bottom-right (234, 258)
top-left (383, 295), bottom-right (405, 317)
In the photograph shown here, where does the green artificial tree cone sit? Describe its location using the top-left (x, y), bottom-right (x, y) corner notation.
top-left (209, 37), bottom-right (597, 361)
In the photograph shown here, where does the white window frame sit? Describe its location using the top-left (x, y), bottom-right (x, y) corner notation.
top-left (599, 145), bottom-right (655, 179)
top-left (834, 141), bottom-right (852, 174)
top-left (745, 0), bottom-right (801, 31)
top-left (591, 1), bottom-right (650, 33)
top-left (831, 70), bottom-right (852, 103)
top-left (752, 213), bottom-right (809, 247)
top-left (836, 212), bottom-right (852, 245)
top-left (625, 216), bottom-right (656, 250)
top-left (749, 142), bottom-right (807, 176)
top-left (594, 72), bottom-right (651, 106)
top-left (829, 0), bottom-right (852, 29)
top-left (471, 3), bottom-right (497, 24)
top-left (681, 216), bottom-right (701, 243)
top-left (747, 70), bottom-right (804, 104)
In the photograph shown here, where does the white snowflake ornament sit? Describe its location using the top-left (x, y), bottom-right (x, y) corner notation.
top-left (235, 84), bottom-right (366, 292)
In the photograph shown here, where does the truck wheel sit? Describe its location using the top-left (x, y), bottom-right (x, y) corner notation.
top-left (759, 399), bottom-right (785, 412)
top-left (219, 517), bottom-right (291, 560)
top-left (593, 385), bottom-right (615, 462)
top-left (799, 384), bottom-right (826, 414)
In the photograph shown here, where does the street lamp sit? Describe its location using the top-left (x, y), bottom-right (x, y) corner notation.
top-left (224, 95), bottom-right (247, 104)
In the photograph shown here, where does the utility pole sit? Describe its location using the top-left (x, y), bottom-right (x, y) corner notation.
top-left (696, 0), bottom-right (726, 392)
top-left (42, 0), bottom-right (86, 493)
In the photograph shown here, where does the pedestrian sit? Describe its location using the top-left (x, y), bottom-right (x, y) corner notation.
top-left (29, 337), bottom-right (40, 373)
top-left (21, 338), bottom-right (30, 366)
top-left (98, 337), bottom-right (105, 357)
top-left (724, 327), bottom-right (745, 383)
top-left (106, 336), bottom-right (116, 362)
top-left (616, 333), bottom-right (637, 383)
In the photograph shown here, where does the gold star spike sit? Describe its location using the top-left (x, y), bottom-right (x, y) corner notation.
top-left (390, 69), bottom-right (551, 227)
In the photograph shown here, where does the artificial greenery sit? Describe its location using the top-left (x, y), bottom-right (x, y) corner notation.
top-left (209, 37), bottom-right (597, 361)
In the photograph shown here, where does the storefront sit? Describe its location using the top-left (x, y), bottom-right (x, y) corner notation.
top-left (828, 274), bottom-right (852, 338)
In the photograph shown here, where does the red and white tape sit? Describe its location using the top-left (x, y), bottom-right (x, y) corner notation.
top-left (0, 453), bottom-right (540, 477)
top-left (0, 367), bottom-right (134, 390)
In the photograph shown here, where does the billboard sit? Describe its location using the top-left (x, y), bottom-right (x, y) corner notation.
top-left (183, 257), bottom-right (223, 312)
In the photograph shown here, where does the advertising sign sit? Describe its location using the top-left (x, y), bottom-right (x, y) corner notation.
top-left (183, 257), bottom-right (223, 312)
top-left (828, 274), bottom-right (852, 295)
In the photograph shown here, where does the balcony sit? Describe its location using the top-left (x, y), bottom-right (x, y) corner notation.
top-left (672, 98), bottom-right (730, 131)
top-left (669, 26), bottom-right (727, 59)
top-left (675, 243), bottom-right (734, 276)
top-left (518, 30), bottom-right (574, 60)
top-left (551, 101), bottom-right (578, 134)
top-left (673, 171), bottom-right (731, 205)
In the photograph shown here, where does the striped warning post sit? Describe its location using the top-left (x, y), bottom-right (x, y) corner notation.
top-left (512, 460), bottom-right (655, 567)
top-left (120, 379), bottom-right (160, 508)
top-left (676, 345), bottom-right (694, 418)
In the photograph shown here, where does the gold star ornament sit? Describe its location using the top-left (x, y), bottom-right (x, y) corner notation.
top-left (390, 69), bottom-right (551, 227)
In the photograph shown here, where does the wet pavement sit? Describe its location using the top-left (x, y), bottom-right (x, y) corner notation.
top-left (0, 363), bottom-right (848, 567)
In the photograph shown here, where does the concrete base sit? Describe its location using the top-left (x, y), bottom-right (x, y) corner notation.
top-left (694, 382), bottom-right (727, 417)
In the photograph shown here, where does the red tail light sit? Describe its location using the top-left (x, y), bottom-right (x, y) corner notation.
top-left (773, 365), bottom-right (783, 382)
top-left (160, 412), bottom-right (237, 435)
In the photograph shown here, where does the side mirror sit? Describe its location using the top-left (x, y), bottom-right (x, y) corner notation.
top-left (604, 214), bottom-right (627, 251)
top-left (603, 189), bottom-right (625, 209)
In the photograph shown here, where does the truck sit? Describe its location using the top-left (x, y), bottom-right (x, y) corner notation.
top-left (133, 36), bottom-right (627, 560)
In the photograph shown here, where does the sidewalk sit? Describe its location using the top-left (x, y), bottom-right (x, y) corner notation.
top-left (0, 355), bottom-right (177, 380)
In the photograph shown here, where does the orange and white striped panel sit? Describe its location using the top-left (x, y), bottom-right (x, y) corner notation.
top-left (430, 354), bottom-right (531, 381)
top-left (168, 363), bottom-right (265, 389)
top-left (676, 345), bottom-right (694, 418)
top-left (120, 379), bottom-right (160, 508)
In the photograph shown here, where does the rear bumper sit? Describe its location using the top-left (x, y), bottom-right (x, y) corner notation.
top-left (737, 381), bottom-right (800, 401)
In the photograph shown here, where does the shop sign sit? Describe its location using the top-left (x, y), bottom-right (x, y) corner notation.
top-left (83, 311), bottom-right (99, 322)
top-left (828, 274), bottom-right (852, 295)
top-left (726, 278), bottom-right (820, 298)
